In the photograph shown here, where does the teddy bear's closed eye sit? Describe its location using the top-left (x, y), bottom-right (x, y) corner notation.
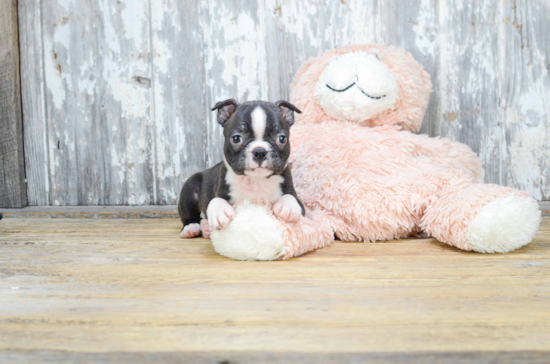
top-left (314, 51), bottom-right (398, 122)
top-left (326, 82), bottom-right (386, 99)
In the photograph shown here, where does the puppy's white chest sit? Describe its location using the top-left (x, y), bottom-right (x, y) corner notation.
top-left (225, 170), bottom-right (284, 204)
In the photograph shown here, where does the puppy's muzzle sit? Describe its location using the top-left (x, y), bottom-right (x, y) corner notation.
top-left (252, 147), bottom-right (268, 163)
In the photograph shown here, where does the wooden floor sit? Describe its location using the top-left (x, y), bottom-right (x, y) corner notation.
top-left (0, 217), bottom-right (549, 363)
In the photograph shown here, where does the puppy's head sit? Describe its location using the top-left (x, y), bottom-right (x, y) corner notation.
top-left (212, 99), bottom-right (301, 178)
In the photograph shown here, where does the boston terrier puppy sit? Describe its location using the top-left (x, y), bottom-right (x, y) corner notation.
top-left (178, 99), bottom-right (305, 238)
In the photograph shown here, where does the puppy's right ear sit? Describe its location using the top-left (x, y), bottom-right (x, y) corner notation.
top-left (275, 100), bottom-right (302, 127)
top-left (211, 99), bottom-right (239, 126)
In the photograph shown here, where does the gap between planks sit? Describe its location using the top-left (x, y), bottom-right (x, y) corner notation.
top-left (0, 202), bottom-right (548, 219)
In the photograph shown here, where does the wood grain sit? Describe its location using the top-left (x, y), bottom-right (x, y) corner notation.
top-left (438, 0), bottom-right (502, 185)
top-left (40, 0), bottom-right (96, 205)
top-left (2, 350), bottom-right (550, 364)
top-left (379, 0), bottom-right (440, 137)
top-left (0, 0), bottom-right (27, 208)
top-left (0, 216), bottom-right (548, 361)
top-left (91, 0), bottom-right (156, 206)
top-left (500, 0), bottom-right (550, 201)
top-left (19, 0), bottom-right (550, 205)
top-left (18, 0), bottom-right (49, 206)
top-left (23, 0), bottom-right (156, 205)
top-left (150, 0), bottom-right (208, 205)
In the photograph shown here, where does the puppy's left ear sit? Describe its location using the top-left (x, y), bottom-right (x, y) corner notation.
top-left (212, 99), bottom-right (239, 126)
top-left (276, 100), bottom-right (302, 127)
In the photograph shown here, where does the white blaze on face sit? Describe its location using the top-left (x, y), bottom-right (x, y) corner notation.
top-left (251, 106), bottom-right (267, 141)
top-left (314, 51), bottom-right (399, 122)
top-left (245, 106), bottom-right (272, 174)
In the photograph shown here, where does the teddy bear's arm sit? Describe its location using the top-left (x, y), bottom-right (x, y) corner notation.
top-left (411, 133), bottom-right (485, 182)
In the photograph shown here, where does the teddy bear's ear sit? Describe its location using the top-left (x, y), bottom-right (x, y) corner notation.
top-left (275, 100), bottom-right (302, 127)
top-left (211, 99), bottom-right (239, 126)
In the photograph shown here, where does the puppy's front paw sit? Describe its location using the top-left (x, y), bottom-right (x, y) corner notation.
top-left (207, 198), bottom-right (235, 231)
top-left (273, 194), bottom-right (302, 223)
top-left (181, 223), bottom-right (201, 238)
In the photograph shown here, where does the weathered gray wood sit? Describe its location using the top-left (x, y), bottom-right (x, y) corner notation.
top-left (40, 0), bottom-right (93, 205)
top-left (500, 0), bottom-right (549, 200)
top-left (438, 0), bottom-right (503, 185)
top-left (36, 0), bottom-right (156, 205)
top-left (0, 0), bottom-right (27, 208)
top-left (92, 0), bottom-right (156, 205)
top-left (18, 0), bottom-right (49, 206)
top-left (150, 0), bottom-right (208, 205)
top-left (379, 0), bottom-right (440, 137)
top-left (19, 0), bottom-right (550, 205)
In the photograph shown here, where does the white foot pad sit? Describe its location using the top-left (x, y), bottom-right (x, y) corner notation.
top-left (465, 193), bottom-right (541, 253)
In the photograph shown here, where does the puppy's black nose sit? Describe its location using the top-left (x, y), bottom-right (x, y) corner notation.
top-left (252, 147), bottom-right (267, 162)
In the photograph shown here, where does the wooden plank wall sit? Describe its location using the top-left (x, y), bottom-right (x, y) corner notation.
top-left (18, 0), bottom-right (549, 206)
top-left (0, 0), bottom-right (27, 208)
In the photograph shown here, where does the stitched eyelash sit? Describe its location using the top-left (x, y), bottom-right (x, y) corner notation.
top-left (326, 83), bottom-right (355, 92)
top-left (358, 88), bottom-right (385, 100)
top-left (326, 83), bottom-right (386, 100)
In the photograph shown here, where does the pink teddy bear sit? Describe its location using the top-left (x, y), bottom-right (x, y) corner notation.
top-left (211, 45), bottom-right (541, 261)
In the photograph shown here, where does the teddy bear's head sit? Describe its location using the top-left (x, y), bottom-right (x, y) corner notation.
top-left (290, 45), bottom-right (432, 133)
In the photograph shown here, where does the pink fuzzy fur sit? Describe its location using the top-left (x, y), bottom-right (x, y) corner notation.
top-left (280, 208), bottom-right (335, 259)
top-left (279, 44), bottom-right (539, 254)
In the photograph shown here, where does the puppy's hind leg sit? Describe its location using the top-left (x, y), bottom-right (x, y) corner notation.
top-left (178, 173), bottom-right (203, 238)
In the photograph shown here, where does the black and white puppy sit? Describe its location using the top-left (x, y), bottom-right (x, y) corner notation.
top-left (178, 99), bottom-right (304, 238)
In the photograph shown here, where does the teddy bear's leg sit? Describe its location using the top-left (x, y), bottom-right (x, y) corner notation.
top-left (211, 203), bottom-right (286, 261)
top-left (210, 202), bottom-right (334, 261)
top-left (421, 183), bottom-right (541, 253)
top-left (279, 208), bottom-right (335, 259)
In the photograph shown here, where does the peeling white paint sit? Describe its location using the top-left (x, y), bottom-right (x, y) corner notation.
top-left (203, 5), bottom-right (267, 99)
top-left (505, 115), bottom-right (549, 200)
top-left (98, 0), bottom-right (121, 54)
top-left (412, 0), bottom-right (437, 57)
top-left (120, 0), bottom-right (146, 45)
top-left (172, 152), bottom-right (181, 178)
top-left (110, 80), bottom-right (149, 118)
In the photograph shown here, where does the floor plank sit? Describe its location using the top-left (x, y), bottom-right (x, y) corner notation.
top-left (1, 202), bottom-right (547, 218)
top-left (0, 217), bottom-right (548, 362)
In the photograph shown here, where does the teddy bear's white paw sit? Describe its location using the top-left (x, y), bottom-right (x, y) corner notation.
top-left (465, 193), bottom-right (541, 253)
top-left (211, 202), bottom-right (285, 261)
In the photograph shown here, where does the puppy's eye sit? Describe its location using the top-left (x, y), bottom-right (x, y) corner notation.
top-left (278, 135), bottom-right (287, 144)
top-left (231, 135), bottom-right (242, 144)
